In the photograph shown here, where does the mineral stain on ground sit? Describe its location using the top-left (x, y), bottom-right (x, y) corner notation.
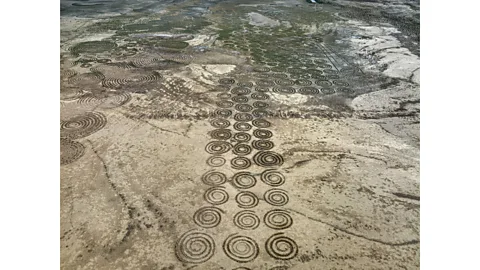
top-left (60, 0), bottom-right (420, 269)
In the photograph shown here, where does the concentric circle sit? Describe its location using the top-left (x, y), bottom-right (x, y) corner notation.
top-left (210, 119), bottom-right (230, 128)
top-left (233, 144), bottom-right (252, 156)
top-left (206, 156), bottom-right (226, 167)
top-left (175, 230), bottom-right (215, 263)
top-left (252, 119), bottom-right (271, 128)
top-left (253, 129), bottom-right (273, 139)
top-left (265, 233), bottom-right (298, 260)
top-left (232, 96), bottom-right (249, 103)
top-left (233, 122), bottom-right (252, 131)
top-left (232, 172), bottom-right (257, 189)
top-left (205, 141), bottom-right (233, 155)
top-left (253, 151), bottom-right (284, 167)
top-left (215, 109), bottom-right (233, 118)
top-left (231, 157), bottom-right (252, 170)
top-left (235, 104), bottom-right (253, 112)
top-left (231, 87), bottom-right (251, 95)
top-left (223, 234), bottom-right (259, 263)
top-left (264, 210), bottom-right (293, 230)
top-left (264, 189), bottom-right (289, 206)
top-left (234, 211), bottom-right (260, 230)
top-left (193, 207), bottom-right (223, 228)
top-left (60, 111), bottom-right (107, 139)
top-left (201, 171), bottom-right (227, 186)
top-left (209, 129), bottom-right (232, 140)
top-left (251, 93), bottom-right (269, 100)
top-left (252, 140), bottom-right (275, 151)
top-left (236, 191), bottom-right (259, 208)
top-left (260, 170), bottom-right (285, 186)
top-left (253, 101), bottom-right (269, 109)
top-left (234, 113), bottom-right (253, 122)
top-left (204, 187), bottom-right (229, 205)
top-left (233, 132), bottom-right (251, 142)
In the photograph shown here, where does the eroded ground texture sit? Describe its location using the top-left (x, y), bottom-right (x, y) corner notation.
top-left (60, 0), bottom-right (420, 269)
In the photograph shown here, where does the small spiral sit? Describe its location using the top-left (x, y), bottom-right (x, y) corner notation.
top-left (175, 230), bottom-right (215, 263)
top-left (233, 122), bottom-right (252, 131)
top-left (251, 93), bottom-right (269, 100)
top-left (223, 234), bottom-right (259, 263)
top-left (253, 101), bottom-right (269, 109)
top-left (326, 74), bottom-right (340, 79)
top-left (217, 100), bottom-right (234, 108)
top-left (236, 191), bottom-right (259, 208)
top-left (252, 119), bottom-right (271, 128)
top-left (234, 113), bottom-right (254, 122)
top-left (274, 79), bottom-right (295, 86)
top-left (201, 171), bottom-right (227, 186)
top-left (252, 109), bottom-right (270, 118)
top-left (231, 87), bottom-right (251, 95)
top-left (333, 80), bottom-right (349, 87)
top-left (272, 87), bottom-right (296, 94)
top-left (315, 80), bottom-right (333, 87)
top-left (265, 233), bottom-right (298, 260)
top-left (206, 156), bottom-right (226, 167)
top-left (232, 172), bottom-right (257, 189)
top-left (264, 189), bottom-right (289, 206)
top-left (237, 81), bottom-right (253, 87)
top-left (210, 119), bottom-right (230, 128)
top-left (205, 141), bottom-right (232, 155)
top-left (204, 187), bottom-right (229, 205)
top-left (295, 79), bottom-right (313, 86)
top-left (219, 78), bottom-right (236, 85)
top-left (321, 88), bottom-right (335, 95)
top-left (256, 80), bottom-right (275, 87)
top-left (214, 109), bottom-right (233, 118)
top-left (60, 138), bottom-right (85, 165)
top-left (231, 157), bottom-right (252, 170)
top-left (253, 66), bottom-right (270, 72)
top-left (270, 73), bottom-right (288, 79)
top-left (232, 96), bottom-right (249, 103)
top-left (218, 93), bottom-right (232, 99)
top-left (253, 129), bottom-right (273, 139)
top-left (260, 170), bottom-right (285, 186)
top-left (298, 87), bottom-right (320, 95)
top-left (209, 129), bottom-right (232, 140)
top-left (193, 207), bottom-right (223, 228)
top-left (264, 209), bottom-right (293, 230)
top-left (233, 132), bottom-right (251, 142)
top-left (234, 210), bottom-right (260, 230)
top-left (233, 144), bottom-right (252, 156)
top-left (252, 140), bottom-right (275, 151)
top-left (235, 104), bottom-right (253, 112)
top-left (216, 85), bottom-right (231, 91)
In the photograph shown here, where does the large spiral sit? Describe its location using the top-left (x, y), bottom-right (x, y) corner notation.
top-left (252, 151), bottom-right (284, 167)
top-left (223, 234), bottom-right (259, 263)
top-left (235, 191), bottom-right (259, 208)
top-left (205, 141), bottom-right (232, 155)
top-left (193, 206), bottom-right (224, 228)
top-left (204, 187), bottom-right (229, 205)
top-left (265, 233), bottom-right (298, 260)
top-left (60, 138), bottom-right (85, 165)
top-left (60, 111), bottom-right (107, 139)
top-left (264, 210), bottom-right (293, 230)
top-left (234, 210), bottom-right (260, 230)
top-left (201, 171), bottom-right (227, 186)
top-left (175, 230), bottom-right (215, 263)
top-left (232, 172), bottom-right (257, 189)
top-left (260, 170), bottom-right (285, 187)
top-left (264, 189), bottom-right (289, 206)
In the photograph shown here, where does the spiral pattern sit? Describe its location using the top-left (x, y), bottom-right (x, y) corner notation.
top-left (204, 187), bottom-right (229, 205)
top-left (252, 109), bottom-right (269, 118)
top-left (60, 138), bottom-right (85, 165)
top-left (209, 129), bottom-right (232, 140)
top-left (60, 112), bottom-right (107, 139)
top-left (232, 96), bottom-right (249, 103)
top-left (234, 113), bottom-right (254, 122)
top-left (193, 207), bottom-right (223, 228)
top-left (218, 93), bottom-right (232, 99)
top-left (233, 132), bottom-right (251, 142)
top-left (254, 87), bottom-right (269, 92)
top-left (264, 189), bottom-right (289, 206)
top-left (333, 80), bottom-right (349, 87)
top-left (206, 156), bottom-right (226, 167)
top-left (265, 233), bottom-right (298, 260)
top-left (295, 79), bottom-right (313, 86)
top-left (253, 151), bottom-right (284, 167)
top-left (232, 172), bottom-right (257, 189)
top-left (252, 119), bottom-right (271, 128)
top-left (298, 87), bottom-right (320, 95)
top-left (321, 88), bottom-right (335, 95)
top-left (235, 104), bottom-right (253, 112)
top-left (252, 101), bottom-right (269, 109)
top-left (252, 140), bottom-right (275, 151)
top-left (274, 79), bottom-right (295, 86)
top-left (256, 80), bottom-right (275, 86)
top-left (175, 230), bottom-right (215, 263)
top-left (202, 171), bottom-right (227, 186)
top-left (219, 78), bottom-right (235, 85)
top-left (264, 210), bottom-right (293, 230)
top-left (260, 170), bottom-right (285, 187)
top-left (253, 129), bottom-right (273, 139)
top-left (231, 157), bottom-right (252, 170)
top-left (231, 87), bottom-right (251, 95)
top-left (272, 87), bottom-right (296, 94)
top-left (270, 73), bottom-right (288, 79)
top-left (233, 144), bottom-right (252, 156)
top-left (205, 141), bottom-right (232, 155)
top-left (234, 211), bottom-right (260, 230)
top-left (311, 74), bottom-right (327, 80)
top-left (323, 69), bottom-right (338, 75)
top-left (102, 78), bottom-right (129, 88)
top-left (100, 93), bottom-right (132, 109)
top-left (223, 234), bottom-right (259, 263)
top-left (237, 81), bottom-right (253, 87)
top-left (216, 85), bottom-right (231, 92)
top-left (315, 80), bottom-right (333, 87)
top-left (233, 122), bottom-right (252, 131)
top-left (210, 119), bottom-right (230, 128)
top-left (217, 100), bottom-right (234, 108)
top-left (251, 93), bottom-right (269, 100)
top-left (236, 191), bottom-right (259, 208)
top-left (214, 109), bottom-right (233, 118)
top-left (338, 88), bottom-right (354, 94)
